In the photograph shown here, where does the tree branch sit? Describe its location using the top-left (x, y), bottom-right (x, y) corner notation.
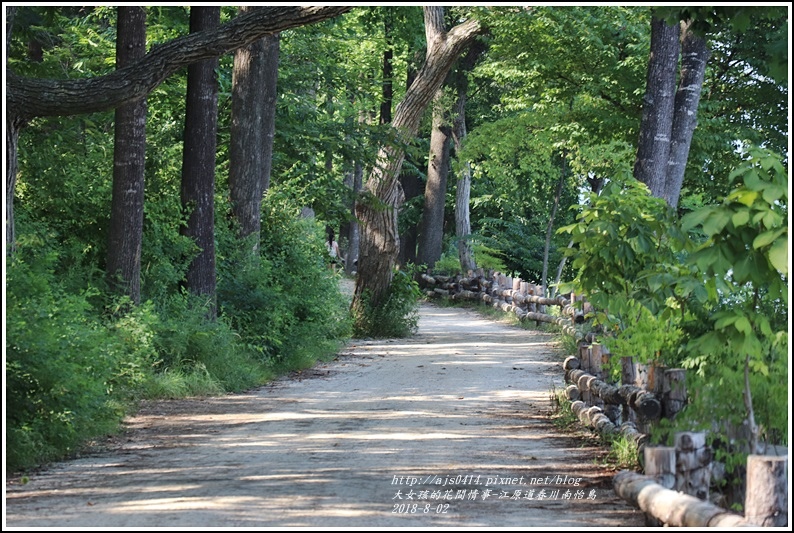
top-left (7, 6), bottom-right (353, 121)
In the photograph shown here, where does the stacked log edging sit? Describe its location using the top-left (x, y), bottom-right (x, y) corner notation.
top-left (420, 269), bottom-right (788, 527)
top-left (420, 270), bottom-right (583, 340)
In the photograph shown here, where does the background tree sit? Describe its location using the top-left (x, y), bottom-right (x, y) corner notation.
top-left (179, 6), bottom-right (220, 315)
top-left (229, 6), bottom-right (280, 250)
top-left (416, 87), bottom-right (452, 270)
top-left (106, 6), bottom-right (147, 304)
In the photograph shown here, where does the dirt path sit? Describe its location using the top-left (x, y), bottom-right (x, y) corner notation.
top-left (4, 300), bottom-right (643, 528)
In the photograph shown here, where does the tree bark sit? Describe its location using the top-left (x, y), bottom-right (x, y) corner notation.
top-left (634, 14), bottom-right (709, 208)
top-left (352, 7), bottom-right (481, 327)
top-left (633, 14), bottom-right (680, 199)
top-left (5, 5), bottom-right (351, 254)
top-left (180, 7), bottom-right (220, 316)
top-left (664, 21), bottom-right (709, 209)
top-left (6, 7), bottom-right (351, 121)
top-left (453, 88), bottom-right (475, 273)
top-left (344, 161), bottom-right (363, 275)
top-left (229, 6), bottom-right (280, 248)
top-left (417, 89), bottom-right (451, 271)
top-left (106, 7), bottom-right (147, 305)
top-left (542, 152), bottom-right (566, 298)
top-left (379, 10), bottom-right (394, 126)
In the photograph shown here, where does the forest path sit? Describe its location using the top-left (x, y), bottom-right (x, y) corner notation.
top-left (5, 293), bottom-right (643, 528)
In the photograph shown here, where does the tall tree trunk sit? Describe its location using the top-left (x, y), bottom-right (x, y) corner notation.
top-left (398, 63), bottom-right (420, 268)
top-left (451, 41), bottom-right (484, 274)
top-left (379, 10), bottom-right (393, 126)
top-left (229, 6), bottom-right (280, 250)
top-left (417, 89), bottom-right (452, 271)
top-left (542, 151), bottom-right (567, 298)
top-left (6, 116), bottom-right (21, 255)
top-left (260, 36), bottom-right (280, 195)
top-left (106, 6), bottom-right (147, 304)
top-left (665, 21), bottom-right (709, 209)
top-left (453, 90), bottom-right (476, 272)
top-left (633, 14), bottom-right (680, 199)
top-left (180, 6), bottom-right (220, 316)
top-left (343, 162), bottom-right (363, 275)
top-left (634, 14), bottom-right (709, 208)
top-left (352, 7), bottom-right (481, 328)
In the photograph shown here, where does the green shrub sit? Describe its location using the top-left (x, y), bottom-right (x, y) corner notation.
top-left (6, 245), bottom-right (158, 473)
top-left (353, 266), bottom-right (422, 338)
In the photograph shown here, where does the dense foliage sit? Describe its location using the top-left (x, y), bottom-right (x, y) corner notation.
top-left (5, 6), bottom-right (788, 482)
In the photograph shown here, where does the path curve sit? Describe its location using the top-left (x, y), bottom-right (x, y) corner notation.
top-left (5, 302), bottom-right (643, 528)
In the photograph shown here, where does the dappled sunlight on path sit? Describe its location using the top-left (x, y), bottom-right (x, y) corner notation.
top-left (5, 302), bottom-right (643, 528)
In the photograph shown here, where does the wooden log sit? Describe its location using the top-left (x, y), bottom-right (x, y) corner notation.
top-left (675, 431), bottom-right (712, 501)
top-left (567, 369), bottom-right (622, 405)
top-left (588, 344), bottom-right (604, 380)
top-left (617, 385), bottom-right (662, 420)
top-left (621, 357), bottom-right (638, 425)
top-left (603, 403), bottom-right (622, 425)
top-left (613, 471), bottom-right (754, 527)
top-left (452, 289), bottom-right (478, 301)
top-left (565, 384), bottom-right (580, 401)
top-left (421, 273), bottom-right (437, 286)
top-left (433, 288), bottom-right (449, 297)
top-left (620, 421), bottom-right (649, 450)
top-left (563, 356), bottom-right (580, 371)
top-left (644, 446), bottom-right (676, 489)
top-left (642, 445), bottom-right (676, 526)
top-left (744, 455), bottom-right (788, 527)
top-left (662, 368), bottom-right (687, 419)
top-left (571, 400), bottom-right (587, 421)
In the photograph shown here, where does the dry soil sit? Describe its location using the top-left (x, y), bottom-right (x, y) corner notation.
top-left (4, 290), bottom-right (644, 528)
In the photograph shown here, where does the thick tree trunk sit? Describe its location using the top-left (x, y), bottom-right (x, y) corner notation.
top-left (180, 7), bottom-right (220, 316)
top-left (229, 6), bottom-right (280, 248)
top-left (664, 21), bottom-right (709, 209)
top-left (633, 15), bottom-right (680, 198)
top-left (417, 89), bottom-right (451, 271)
top-left (5, 5), bottom-right (350, 255)
top-left (106, 7), bottom-right (147, 305)
top-left (351, 7), bottom-right (481, 326)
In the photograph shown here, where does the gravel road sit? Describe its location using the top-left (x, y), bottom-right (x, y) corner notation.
top-left (4, 301), bottom-right (643, 528)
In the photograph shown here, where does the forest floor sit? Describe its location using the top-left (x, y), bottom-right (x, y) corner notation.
top-left (4, 278), bottom-right (644, 528)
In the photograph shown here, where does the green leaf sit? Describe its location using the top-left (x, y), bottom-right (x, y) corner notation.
top-left (714, 313), bottom-right (739, 330)
top-left (767, 238), bottom-right (788, 275)
top-left (743, 170), bottom-right (762, 190)
top-left (702, 209), bottom-right (731, 236)
top-left (762, 185), bottom-right (785, 204)
top-left (734, 316), bottom-right (751, 335)
top-left (752, 227), bottom-right (785, 249)
top-left (731, 210), bottom-right (750, 227)
top-left (681, 207), bottom-right (712, 231)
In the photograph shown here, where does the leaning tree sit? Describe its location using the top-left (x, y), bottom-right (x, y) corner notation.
top-left (351, 6), bottom-right (483, 331)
